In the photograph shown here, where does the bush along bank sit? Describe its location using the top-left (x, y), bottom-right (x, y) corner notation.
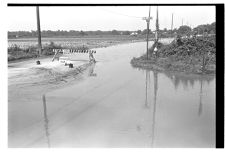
top-left (8, 42), bottom-right (62, 61)
top-left (8, 42), bottom-right (89, 61)
top-left (131, 35), bottom-right (215, 75)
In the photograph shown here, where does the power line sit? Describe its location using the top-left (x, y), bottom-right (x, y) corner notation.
top-left (100, 8), bottom-right (143, 19)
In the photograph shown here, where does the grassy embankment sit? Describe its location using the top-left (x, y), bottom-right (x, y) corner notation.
top-left (131, 35), bottom-right (215, 75)
top-left (8, 35), bottom-right (145, 62)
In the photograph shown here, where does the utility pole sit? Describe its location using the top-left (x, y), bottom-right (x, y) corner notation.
top-left (36, 6), bottom-right (42, 55)
top-left (171, 13), bottom-right (173, 37)
top-left (143, 6), bottom-right (152, 60)
top-left (155, 6), bottom-right (159, 43)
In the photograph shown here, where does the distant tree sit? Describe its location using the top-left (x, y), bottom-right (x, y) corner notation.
top-left (123, 31), bottom-right (131, 35)
top-left (79, 30), bottom-right (87, 36)
top-left (209, 22), bottom-right (215, 34)
top-left (137, 30), bottom-right (142, 34)
top-left (193, 25), bottom-right (205, 34)
top-left (172, 28), bottom-right (177, 33)
top-left (69, 30), bottom-right (80, 36)
top-left (31, 30), bottom-right (37, 37)
top-left (177, 25), bottom-right (192, 35)
top-left (111, 30), bottom-right (119, 35)
top-left (94, 30), bottom-right (103, 35)
top-left (193, 22), bottom-right (215, 35)
top-left (142, 29), bottom-right (153, 35)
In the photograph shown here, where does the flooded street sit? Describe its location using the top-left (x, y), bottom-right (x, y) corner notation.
top-left (8, 41), bottom-right (215, 148)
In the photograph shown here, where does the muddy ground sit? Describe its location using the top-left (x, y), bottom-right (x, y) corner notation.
top-left (8, 58), bottom-right (94, 103)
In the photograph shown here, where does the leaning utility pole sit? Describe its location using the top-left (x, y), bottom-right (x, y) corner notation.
top-left (171, 13), bottom-right (173, 37)
top-left (142, 6), bottom-right (152, 60)
top-left (36, 6), bottom-right (42, 55)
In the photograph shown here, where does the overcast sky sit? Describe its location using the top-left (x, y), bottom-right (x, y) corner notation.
top-left (7, 6), bottom-right (215, 31)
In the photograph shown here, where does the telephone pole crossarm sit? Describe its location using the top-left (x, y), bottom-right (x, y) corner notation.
top-left (142, 6), bottom-right (152, 60)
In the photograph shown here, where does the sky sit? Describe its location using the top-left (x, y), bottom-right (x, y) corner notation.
top-left (7, 6), bottom-right (215, 31)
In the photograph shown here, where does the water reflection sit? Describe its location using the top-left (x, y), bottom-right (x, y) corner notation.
top-left (42, 95), bottom-right (51, 148)
top-left (163, 72), bottom-right (214, 117)
top-left (198, 79), bottom-right (203, 116)
top-left (145, 70), bottom-right (150, 108)
top-left (164, 72), bottom-right (214, 90)
top-left (153, 71), bottom-right (158, 106)
top-left (88, 63), bottom-right (97, 77)
top-left (145, 70), bottom-right (158, 147)
top-left (151, 71), bottom-right (158, 147)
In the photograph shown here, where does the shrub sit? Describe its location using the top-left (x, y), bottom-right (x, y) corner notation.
top-left (8, 44), bottom-right (23, 53)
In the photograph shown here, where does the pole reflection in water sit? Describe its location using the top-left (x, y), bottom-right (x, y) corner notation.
top-left (145, 70), bottom-right (158, 147)
top-left (145, 70), bottom-right (150, 108)
top-left (151, 71), bottom-right (158, 147)
top-left (42, 94), bottom-right (51, 148)
top-left (88, 63), bottom-right (97, 77)
top-left (198, 79), bottom-right (203, 116)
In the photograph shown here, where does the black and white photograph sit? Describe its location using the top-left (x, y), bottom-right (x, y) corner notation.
top-left (1, 0), bottom-right (224, 150)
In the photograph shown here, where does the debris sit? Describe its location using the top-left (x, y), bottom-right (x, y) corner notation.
top-left (36, 60), bottom-right (41, 65)
top-left (69, 63), bottom-right (73, 68)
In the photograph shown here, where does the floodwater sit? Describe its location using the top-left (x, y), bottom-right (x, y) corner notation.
top-left (8, 41), bottom-right (215, 148)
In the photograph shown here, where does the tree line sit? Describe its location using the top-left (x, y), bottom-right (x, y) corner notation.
top-left (8, 22), bottom-right (215, 39)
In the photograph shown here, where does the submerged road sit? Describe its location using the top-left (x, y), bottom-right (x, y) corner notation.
top-left (8, 40), bottom-right (215, 148)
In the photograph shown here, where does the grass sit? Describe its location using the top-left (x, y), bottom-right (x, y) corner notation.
top-left (8, 42), bottom-right (89, 61)
top-left (8, 35), bottom-right (145, 61)
top-left (8, 35), bottom-right (145, 49)
top-left (131, 36), bottom-right (216, 75)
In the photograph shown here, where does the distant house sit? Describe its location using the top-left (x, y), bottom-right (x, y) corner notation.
top-left (130, 32), bottom-right (138, 36)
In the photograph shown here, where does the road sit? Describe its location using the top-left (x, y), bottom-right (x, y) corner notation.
top-left (8, 40), bottom-right (215, 148)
